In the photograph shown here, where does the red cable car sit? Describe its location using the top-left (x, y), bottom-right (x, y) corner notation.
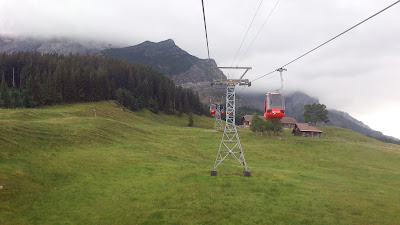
top-left (264, 93), bottom-right (285, 119)
top-left (209, 104), bottom-right (216, 115)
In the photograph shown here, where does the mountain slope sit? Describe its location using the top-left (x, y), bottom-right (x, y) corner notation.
top-left (101, 39), bottom-right (226, 103)
top-left (1, 101), bottom-right (399, 224)
top-left (102, 39), bottom-right (225, 85)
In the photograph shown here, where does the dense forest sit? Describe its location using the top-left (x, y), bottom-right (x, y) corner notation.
top-left (0, 52), bottom-right (205, 115)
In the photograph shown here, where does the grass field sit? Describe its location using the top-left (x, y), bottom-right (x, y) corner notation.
top-left (1, 101), bottom-right (399, 224)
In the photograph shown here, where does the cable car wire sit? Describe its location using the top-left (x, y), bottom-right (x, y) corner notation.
top-left (236, 0), bottom-right (281, 66)
top-left (237, 70), bottom-right (274, 94)
top-left (250, 0), bottom-right (400, 83)
top-left (230, 0), bottom-right (264, 67)
top-left (201, 0), bottom-right (211, 60)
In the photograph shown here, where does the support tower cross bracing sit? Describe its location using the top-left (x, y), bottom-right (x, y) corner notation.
top-left (213, 104), bottom-right (224, 129)
top-left (211, 66), bottom-right (251, 177)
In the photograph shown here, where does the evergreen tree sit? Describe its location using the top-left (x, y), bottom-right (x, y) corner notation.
top-left (182, 91), bottom-right (190, 113)
top-left (250, 113), bottom-right (263, 134)
top-left (23, 75), bottom-right (36, 107)
top-left (188, 113), bottom-right (194, 127)
top-left (156, 83), bottom-right (164, 111)
top-left (178, 102), bottom-right (183, 117)
top-left (148, 97), bottom-right (159, 114)
top-left (304, 103), bottom-right (329, 126)
top-left (263, 119), bottom-right (273, 136)
top-left (269, 119), bottom-right (283, 136)
top-left (164, 85), bottom-right (174, 114)
top-left (10, 87), bottom-right (23, 108)
top-left (0, 73), bottom-right (11, 108)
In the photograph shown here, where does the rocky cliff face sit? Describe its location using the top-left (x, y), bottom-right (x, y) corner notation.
top-left (102, 39), bottom-right (226, 83)
top-left (101, 39), bottom-right (226, 103)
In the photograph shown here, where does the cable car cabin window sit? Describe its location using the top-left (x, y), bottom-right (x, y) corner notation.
top-left (268, 94), bottom-right (284, 109)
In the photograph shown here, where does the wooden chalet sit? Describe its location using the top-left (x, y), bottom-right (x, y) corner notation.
top-left (240, 115), bottom-right (265, 127)
top-left (292, 123), bottom-right (323, 137)
top-left (280, 117), bottom-right (297, 129)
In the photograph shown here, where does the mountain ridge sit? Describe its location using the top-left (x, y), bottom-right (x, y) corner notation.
top-left (101, 39), bottom-right (227, 103)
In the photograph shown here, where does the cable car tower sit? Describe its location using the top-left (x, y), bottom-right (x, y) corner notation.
top-left (213, 103), bottom-right (224, 129)
top-left (210, 66), bottom-right (252, 176)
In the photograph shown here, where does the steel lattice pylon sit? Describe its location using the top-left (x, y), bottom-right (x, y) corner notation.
top-left (210, 66), bottom-right (251, 176)
top-left (211, 83), bottom-right (250, 177)
top-left (213, 104), bottom-right (224, 129)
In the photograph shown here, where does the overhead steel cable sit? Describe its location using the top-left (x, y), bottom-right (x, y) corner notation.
top-left (250, 0), bottom-right (400, 83)
top-left (237, 70), bottom-right (274, 94)
top-left (236, 0), bottom-right (281, 66)
top-left (201, 0), bottom-right (211, 60)
top-left (230, 0), bottom-right (264, 67)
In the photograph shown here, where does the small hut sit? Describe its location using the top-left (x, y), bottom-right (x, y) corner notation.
top-left (280, 117), bottom-right (297, 129)
top-left (292, 123), bottom-right (323, 137)
top-left (240, 115), bottom-right (265, 127)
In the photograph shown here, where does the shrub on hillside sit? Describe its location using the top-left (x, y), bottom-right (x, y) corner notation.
top-left (188, 113), bottom-right (194, 127)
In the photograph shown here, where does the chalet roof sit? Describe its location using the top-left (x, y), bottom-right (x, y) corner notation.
top-left (295, 123), bottom-right (323, 133)
top-left (241, 115), bottom-right (265, 122)
top-left (280, 117), bottom-right (297, 124)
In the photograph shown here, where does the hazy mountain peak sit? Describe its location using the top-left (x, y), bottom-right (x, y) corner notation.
top-left (160, 38), bottom-right (175, 45)
top-left (0, 35), bottom-right (108, 55)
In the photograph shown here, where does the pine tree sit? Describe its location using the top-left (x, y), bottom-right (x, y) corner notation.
top-left (304, 103), bottom-right (329, 126)
top-left (0, 73), bottom-right (11, 108)
top-left (156, 83), bottom-right (164, 111)
top-left (250, 113), bottom-right (262, 134)
top-left (10, 87), bottom-right (23, 108)
top-left (270, 119), bottom-right (283, 136)
top-left (188, 113), bottom-right (194, 127)
top-left (182, 91), bottom-right (190, 113)
top-left (149, 97), bottom-right (159, 114)
top-left (178, 102), bottom-right (183, 117)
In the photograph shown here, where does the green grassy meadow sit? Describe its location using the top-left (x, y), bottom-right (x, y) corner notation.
top-left (1, 101), bottom-right (399, 224)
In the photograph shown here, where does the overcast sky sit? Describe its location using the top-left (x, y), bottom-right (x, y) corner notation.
top-left (1, 0), bottom-right (399, 139)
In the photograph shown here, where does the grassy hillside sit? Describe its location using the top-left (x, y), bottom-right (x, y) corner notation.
top-left (1, 101), bottom-right (399, 224)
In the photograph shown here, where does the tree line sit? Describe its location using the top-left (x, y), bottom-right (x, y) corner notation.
top-left (0, 52), bottom-right (205, 115)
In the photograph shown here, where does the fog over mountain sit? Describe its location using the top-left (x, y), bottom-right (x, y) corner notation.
top-left (0, 35), bottom-right (108, 55)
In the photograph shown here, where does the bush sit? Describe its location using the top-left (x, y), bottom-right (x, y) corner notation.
top-left (188, 113), bottom-right (194, 127)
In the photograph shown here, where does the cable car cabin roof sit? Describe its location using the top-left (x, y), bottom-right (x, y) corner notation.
top-left (294, 123), bottom-right (323, 133)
